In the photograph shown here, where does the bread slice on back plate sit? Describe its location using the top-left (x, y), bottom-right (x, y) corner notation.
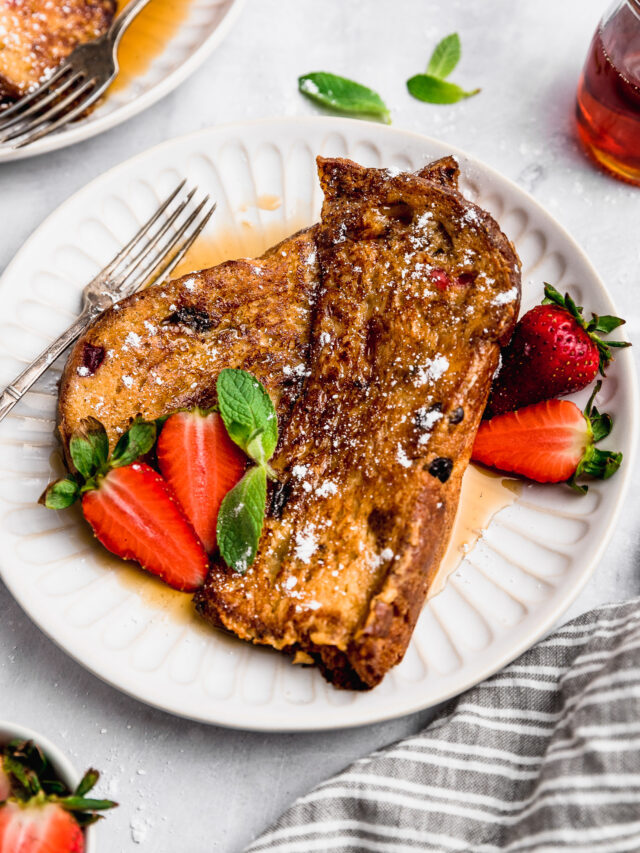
top-left (0, 0), bottom-right (116, 101)
top-left (57, 157), bottom-right (460, 457)
top-left (194, 157), bottom-right (521, 689)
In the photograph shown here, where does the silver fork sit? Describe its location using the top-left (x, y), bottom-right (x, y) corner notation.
top-left (0, 181), bottom-right (216, 422)
top-left (0, 0), bottom-right (152, 149)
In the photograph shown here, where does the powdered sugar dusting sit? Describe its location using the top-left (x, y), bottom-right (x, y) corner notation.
top-left (396, 444), bottom-right (412, 468)
top-left (316, 480), bottom-right (338, 498)
top-left (415, 355), bottom-right (449, 386)
top-left (493, 286), bottom-right (519, 306)
top-left (294, 526), bottom-right (318, 563)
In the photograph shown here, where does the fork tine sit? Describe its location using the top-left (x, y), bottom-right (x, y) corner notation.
top-left (145, 202), bottom-right (217, 290)
top-left (98, 180), bottom-right (188, 280)
top-left (0, 72), bottom-right (84, 135)
top-left (110, 189), bottom-right (197, 288)
top-left (0, 64), bottom-right (71, 123)
top-left (12, 77), bottom-right (113, 149)
top-left (126, 189), bottom-right (196, 265)
top-left (2, 77), bottom-right (96, 146)
top-left (118, 198), bottom-right (215, 298)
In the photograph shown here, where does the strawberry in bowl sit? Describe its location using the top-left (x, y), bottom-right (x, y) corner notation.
top-left (0, 723), bottom-right (116, 853)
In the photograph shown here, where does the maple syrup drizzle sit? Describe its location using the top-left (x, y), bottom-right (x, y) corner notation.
top-left (427, 465), bottom-right (520, 600)
top-left (110, 0), bottom-right (193, 94)
top-left (172, 214), bottom-right (303, 277)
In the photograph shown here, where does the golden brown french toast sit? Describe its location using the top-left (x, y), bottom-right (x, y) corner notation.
top-left (194, 157), bottom-right (521, 689)
top-left (0, 0), bottom-right (116, 101)
top-left (58, 158), bottom-right (460, 456)
top-left (58, 228), bottom-right (319, 456)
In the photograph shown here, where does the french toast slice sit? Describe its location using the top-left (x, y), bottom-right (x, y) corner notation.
top-left (58, 158), bottom-right (460, 456)
top-left (194, 157), bottom-right (521, 689)
top-left (0, 0), bottom-right (116, 101)
top-left (58, 227), bottom-right (320, 455)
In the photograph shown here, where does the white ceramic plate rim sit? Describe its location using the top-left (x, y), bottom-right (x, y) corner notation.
top-left (0, 117), bottom-right (637, 731)
top-left (0, 0), bottom-right (246, 163)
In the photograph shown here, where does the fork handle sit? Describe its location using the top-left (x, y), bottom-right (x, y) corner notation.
top-left (110, 0), bottom-right (154, 46)
top-left (0, 310), bottom-right (92, 423)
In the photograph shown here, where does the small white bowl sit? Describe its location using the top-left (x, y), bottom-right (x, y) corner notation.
top-left (0, 722), bottom-right (97, 852)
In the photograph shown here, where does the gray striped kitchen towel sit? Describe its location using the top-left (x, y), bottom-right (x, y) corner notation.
top-left (245, 597), bottom-right (640, 853)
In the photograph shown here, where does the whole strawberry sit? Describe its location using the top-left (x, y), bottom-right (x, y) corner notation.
top-left (487, 284), bottom-right (630, 416)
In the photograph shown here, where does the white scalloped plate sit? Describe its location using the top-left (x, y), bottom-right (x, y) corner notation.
top-left (0, 118), bottom-right (636, 730)
top-left (0, 0), bottom-right (245, 162)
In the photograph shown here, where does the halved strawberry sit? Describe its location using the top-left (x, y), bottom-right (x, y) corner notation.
top-left (82, 463), bottom-right (209, 591)
top-left (41, 418), bottom-right (208, 591)
top-left (0, 800), bottom-right (84, 853)
top-left (157, 410), bottom-right (247, 553)
top-left (472, 385), bottom-right (622, 491)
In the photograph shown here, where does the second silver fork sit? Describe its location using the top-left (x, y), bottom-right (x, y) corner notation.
top-left (0, 181), bottom-right (215, 422)
top-left (0, 0), bottom-right (153, 149)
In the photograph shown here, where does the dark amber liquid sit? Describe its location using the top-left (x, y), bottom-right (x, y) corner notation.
top-left (110, 0), bottom-right (192, 94)
top-left (576, 15), bottom-right (640, 185)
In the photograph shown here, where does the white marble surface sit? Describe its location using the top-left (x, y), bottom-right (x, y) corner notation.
top-left (1, 1), bottom-right (639, 850)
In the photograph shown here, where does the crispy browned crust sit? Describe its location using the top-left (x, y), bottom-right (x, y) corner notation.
top-left (194, 157), bottom-right (521, 689)
top-left (58, 158), bottom-right (461, 459)
top-left (57, 227), bottom-right (320, 459)
top-left (0, 0), bottom-right (116, 99)
top-left (58, 155), bottom-right (519, 690)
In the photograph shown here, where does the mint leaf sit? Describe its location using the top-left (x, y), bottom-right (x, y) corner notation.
top-left (110, 420), bottom-right (156, 469)
top-left (69, 417), bottom-right (109, 479)
top-left (217, 369), bottom-right (278, 465)
top-left (407, 74), bottom-right (480, 104)
top-left (40, 476), bottom-right (80, 509)
top-left (298, 72), bottom-right (391, 123)
top-left (426, 33), bottom-right (461, 78)
top-left (217, 466), bottom-right (267, 574)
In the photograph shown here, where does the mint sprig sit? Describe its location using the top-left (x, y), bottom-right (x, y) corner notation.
top-left (298, 72), bottom-right (391, 124)
top-left (216, 466), bottom-right (267, 575)
top-left (216, 369), bottom-right (279, 574)
top-left (426, 32), bottom-right (461, 78)
top-left (217, 368), bottom-right (278, 469)
top-left (407, 33), bottom-right (480, 105)
top-left (40, 418), bottom-right (156, 509)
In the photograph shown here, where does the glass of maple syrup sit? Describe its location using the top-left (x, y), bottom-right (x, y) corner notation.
top-left (576, 0), bottom-right (640, 185)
